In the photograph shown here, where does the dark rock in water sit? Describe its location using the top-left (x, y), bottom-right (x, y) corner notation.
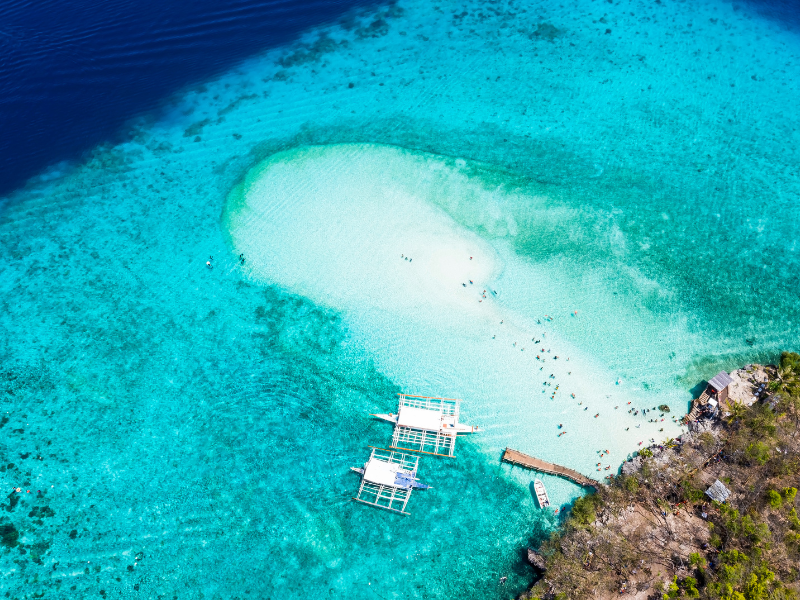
top-left (531, 23), bottom-right (563, 42)
top-left (183, 118), bottom-right (210, 138)
top-left (29, 539), bottom-right (51, 564)
top-left (1, 521), bottom-right (19, 548)
top-left (6, 491), bottom-right (20, 512)
top-left (357, 18), bottom-right (389, 39)
top-left (527, 548), bottom-right (547, 571)
top-left (28, 505), bottom-right (55, 519)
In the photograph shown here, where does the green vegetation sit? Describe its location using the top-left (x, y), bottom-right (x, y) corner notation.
top-left (689, 552), bottom-right (707, 569)
top-left (522, 356), bottom-right (800, 600)
top-left (570, 493), bottom-right (602, 527)
top-left (769, 352), bottom-right (800, 396)
top-left (768, 489), bottom-right (784, 509)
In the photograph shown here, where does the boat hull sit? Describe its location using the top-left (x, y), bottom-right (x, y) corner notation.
top-left (533, 479), bottom-right (551, 508)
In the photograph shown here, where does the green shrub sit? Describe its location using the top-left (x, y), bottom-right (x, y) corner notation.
top-left (681, 478), bottom-right (706, 502)
top-left (639, 448), bottom-right (654, 458)
top-left (682, 576), bottom-right (700, 598)
top-left (623, 476), bottom-right (640, 494)
top-left (662, 576), bottom-right (680, 599)
top-left (699, 432), bottom-right (716, 450)
top-left (719, 549), bottom-right (748, 566)
top-left (745, 404), bottom-right (777, 437)
top-left (779, 351), bottom-right (800, 372)
top-left (689, 552), bottom-right (707, 569)
top-left (743, 567), bottom-right (775, 600)
top-left (788, 508), bottom-right (800, 530)
top-left (745, 442), bottom-right (770, 466)
top-left (782, 487), bottom-right (797, 504)
top-left (741, 515), bottom-right (770, 545)
top-left (767, 489), bottom-right (783, 509)
top-left (570, 494), bottom-right (599, 526)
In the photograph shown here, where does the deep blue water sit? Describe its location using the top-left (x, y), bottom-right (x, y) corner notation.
top-left (0, 0), bottom-right (375, 196)
top-left (744, 0), bottom-right (800, 28)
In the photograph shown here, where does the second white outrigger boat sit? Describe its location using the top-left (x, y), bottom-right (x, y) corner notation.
top-left (372, 394), bottom-right (479, 457)
top-left (351, 447), bottom-right (430, 515)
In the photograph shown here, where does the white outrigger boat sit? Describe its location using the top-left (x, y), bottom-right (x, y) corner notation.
top-left (351, 447), bottom-right (430, 515)
top-left (533, 478), bottom-right (551, 508)
top-left (372, 394), bottom-right (479, 457)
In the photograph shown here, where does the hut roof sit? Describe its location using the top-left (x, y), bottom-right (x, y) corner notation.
top-left (708, 371), bottom-right (733, 392)
top-left (705, 479), bottom-right (731, 503)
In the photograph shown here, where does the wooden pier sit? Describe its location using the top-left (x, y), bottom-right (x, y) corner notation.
top-left (502, 448), bottom-right (599, 490)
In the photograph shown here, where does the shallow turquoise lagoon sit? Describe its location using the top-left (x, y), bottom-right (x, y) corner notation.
top-left (2, 0), bottom-right (799, 597)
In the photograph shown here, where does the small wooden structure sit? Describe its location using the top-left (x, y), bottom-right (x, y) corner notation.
top-left (685, 371), bottom-right (734, 423)
top-left (351, 447), bottom-right (429, 515)
top-left (707, 371), bottom-right (733, 403)
top-left (372, 394), bottom-right (479, 458)
top-left (502, 448), bottom-right (599, 490)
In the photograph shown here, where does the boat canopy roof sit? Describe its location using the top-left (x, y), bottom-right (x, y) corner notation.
top-left (363, 457), bottom-right (404, 487)
top-left (398, 405), bottom-right (443, 431)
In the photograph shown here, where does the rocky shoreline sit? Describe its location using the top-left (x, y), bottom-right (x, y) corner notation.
top-left (521, 354), bottom-right (800, 600)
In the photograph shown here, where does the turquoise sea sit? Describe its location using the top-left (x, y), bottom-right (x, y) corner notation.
top-left (2, 0), bottom-right (799, 597)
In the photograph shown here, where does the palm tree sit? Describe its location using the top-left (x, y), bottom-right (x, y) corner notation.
top-left (769, 363), bottom-right (799, 395)
top-left (725, 399), bottom-right (747, 425)
top-left (770, 352), bottom-right (800, 396)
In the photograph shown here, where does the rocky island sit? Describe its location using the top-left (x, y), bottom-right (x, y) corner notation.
top-left (523, 352), bottom-right (800, 600)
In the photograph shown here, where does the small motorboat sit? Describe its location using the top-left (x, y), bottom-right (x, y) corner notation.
top-left (533, 479), bottom-right (551, 508)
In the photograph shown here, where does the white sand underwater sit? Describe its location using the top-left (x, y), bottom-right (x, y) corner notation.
top-left (224, 143), bottom-right (689, 492)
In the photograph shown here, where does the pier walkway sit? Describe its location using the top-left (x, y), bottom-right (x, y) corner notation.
top-left (502, 448), bottom-right (599, 490)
